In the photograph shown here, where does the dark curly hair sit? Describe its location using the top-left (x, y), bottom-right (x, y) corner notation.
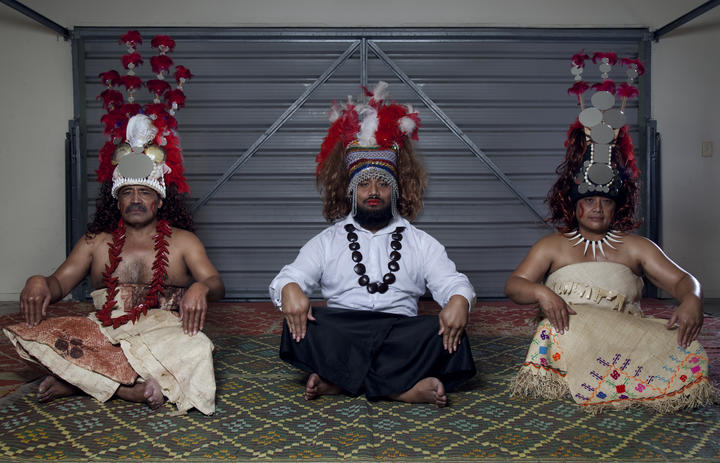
top-left (316, 138), bottom-right (428, 222)
top-left (547, 121), bottom-right (641, 233)
top-left (87, 182), bottom-right (195, 235)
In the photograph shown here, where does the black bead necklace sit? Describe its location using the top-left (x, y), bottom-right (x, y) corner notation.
top-left (344, 223), bottom-right (405, 294)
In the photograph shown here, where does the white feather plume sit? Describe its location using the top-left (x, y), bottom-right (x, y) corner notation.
top-left (126, 114), bottom-right (158, 148)
top-left (328, 103), bottom-right (341, 123)
top-left (398, 116), bottom-right (416, 135)
top-left (357, 105), bottom-right (378, 146)
top-left (372, 81), bottom-right (389, 103)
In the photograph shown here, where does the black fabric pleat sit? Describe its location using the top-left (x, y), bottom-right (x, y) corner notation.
top-left (279, 306), bottom-right (476, 398)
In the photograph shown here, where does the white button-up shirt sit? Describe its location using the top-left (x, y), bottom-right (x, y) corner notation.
top-left (269, 215), bottom-right (475, 316)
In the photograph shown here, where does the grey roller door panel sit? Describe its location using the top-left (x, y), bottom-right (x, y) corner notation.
top-left (76, 28), bottom-right (647, 299)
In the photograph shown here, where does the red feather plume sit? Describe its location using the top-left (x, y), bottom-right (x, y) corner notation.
top-left (100, 110), bottom-right (127, 134)
top-left (614, 126), bottom-right (639, 179)
top-left (174, 65), bottom-right (193, 83)
top-left (315, 103), bottom-right (360, 175)
top-left (165, 89), bottom-right (186, 109)
top-left (96, 142), bottom-right (116, 182)
top-left (98, 70), bottom-right (121, 87)
top-left (592, 52), bottom-right (618, 65)
top-left (375, 103), bottom-right (407, 149)
top-left (119, 75), bottom-right (143, 91)
top-left (151, 35), bottom-right (176, 52)
top-left (592, 80), bottom-right (616, 94)
top-left (98, 89), bottom-right (124, 110)
top-left (119, 30), bottom-right (142, 47)
top-left (150, 55), bottom-right (174, 74)
top-left (146, 79), bottom-right (171, 97)
top-left (570, 50), bottom-right (590, 67)
top-left (121, 103), bottom-right (142, 118)
top-left (121, 53), bottom-right (143, 69)
top-left (567, 81), bottom-right (590, 96)
top-left (620, 58), bottom-right (646, 76)
top-left (617, 83), bottom-right (639, 99)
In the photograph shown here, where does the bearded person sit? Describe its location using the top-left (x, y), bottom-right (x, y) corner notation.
top-left (269, 82), bottom-right (477, 407)
top-left (506, 52), bottom-right (717, 412)
top-left (3, 32), bottom-right (224, 414)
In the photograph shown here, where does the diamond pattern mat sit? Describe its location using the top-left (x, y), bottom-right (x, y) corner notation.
top-left (1, 301), bottom-right (719, 461)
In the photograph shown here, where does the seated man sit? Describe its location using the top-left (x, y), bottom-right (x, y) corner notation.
top-left (270, 83), bottom-right (476, 407)
top-left (506, 51), bottom-right (717, 412)
top-left (4, 106), bottom-right (223, 410)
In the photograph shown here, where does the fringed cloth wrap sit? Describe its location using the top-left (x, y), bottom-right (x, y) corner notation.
top-left (510, 262), bottom-right (718, 413)
top-left (3, 284), bottom-right (216, 415)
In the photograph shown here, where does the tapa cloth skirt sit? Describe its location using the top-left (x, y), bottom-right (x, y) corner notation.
top-left (280, 306), bottom-right (476, 398)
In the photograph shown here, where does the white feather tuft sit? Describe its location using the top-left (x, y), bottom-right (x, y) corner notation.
top-left (398, 116), bottom-right (416, 135)
top-left (328, 103), bottom-right (341, 123)
top-left (126, 114), bottom-right (158, 148)
top-left (372, 81), bottom-right (389, 103)
top-left (357, 105), bottom-right (378, 146)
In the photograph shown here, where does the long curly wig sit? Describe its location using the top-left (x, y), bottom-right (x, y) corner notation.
top-left (87, 182), bottom-right (195, 235)
top-left (547, 120), bottom-right (640, 232)
top-left (317, 138), bottom-right (428, 222)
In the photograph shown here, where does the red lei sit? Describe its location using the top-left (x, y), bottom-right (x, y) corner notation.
top-left (98, 219), bottom-right (172, 328)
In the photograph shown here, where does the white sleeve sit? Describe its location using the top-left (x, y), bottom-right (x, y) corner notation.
top-left (268, 233), bottom-right (326, 308)
top-left (421, 233), bottom-right (476, 311)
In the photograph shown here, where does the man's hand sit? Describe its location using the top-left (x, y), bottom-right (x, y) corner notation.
top-left (537, 286), bottom-right (576, 335)
top-left (281, 283), bottom-right (314, 342)
top-left (19, 276), bottom-right (52, 327)
top-left (179, 282), bottom-right (209, 336)
top-left (666, 297), bottom-right (703, 349)
top-left (438, 295), bottom-right (469, 353)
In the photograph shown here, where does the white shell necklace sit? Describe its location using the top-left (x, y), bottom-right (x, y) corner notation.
top-left (565, 229), bottom-right (622, 259)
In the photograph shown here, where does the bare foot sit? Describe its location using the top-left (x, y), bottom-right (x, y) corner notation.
top-left (116, 378), bottom-right (165, 409)
top-left (305, 373), bottom-right (342, 400)
top-left (37, 376), bottom-right (78, 403)
top-left (389, 377), bottom-right (447, 407)
top-left (143, 378), bottom-right (164, 409)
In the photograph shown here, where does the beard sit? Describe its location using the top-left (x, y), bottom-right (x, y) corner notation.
top-left (355, 201), bottom-right (393, 230)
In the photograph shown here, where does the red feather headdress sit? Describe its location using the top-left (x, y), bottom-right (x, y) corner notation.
top-left (315, 82), bottom-right (420, 176)
top-left (96, 31), bottom-right (192, 194)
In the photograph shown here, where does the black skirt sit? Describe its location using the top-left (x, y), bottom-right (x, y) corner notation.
top-left (279, 306), bottom-right (476, 399)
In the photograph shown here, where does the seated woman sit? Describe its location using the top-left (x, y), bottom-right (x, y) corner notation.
top-left (506, 51), bottom-right (717, 412)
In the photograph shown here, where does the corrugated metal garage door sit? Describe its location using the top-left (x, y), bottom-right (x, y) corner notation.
top-left (75, 28), bottom-right (649, 299)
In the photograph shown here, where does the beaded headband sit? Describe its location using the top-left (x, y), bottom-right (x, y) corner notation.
top-left (96, 31), bottom-right (193, 198)
top-left (315, 82), bottom-right (420, 217)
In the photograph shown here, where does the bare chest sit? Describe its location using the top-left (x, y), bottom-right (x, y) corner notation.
top-left (90, 238), bottom-right (190, 288)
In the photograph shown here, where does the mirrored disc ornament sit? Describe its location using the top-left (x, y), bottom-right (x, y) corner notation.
top-left (603, 108), bottom-right (626, 129)
top-left (626, 68), bottom-right (638, 80)
top-left (144, 144), bottom-right (166, 163)
top-left (117, 153), bottom-right (154, 179)
top-left (579, 107), bottom-right (602, 128)
top-left (590, 123), bottom-right (615, 144)
top-left (594, 144), bottom-right (612, 162)
top-left (591, 91), bottom-right (615, 111)
top-left (598, 63), bottom-right (612, 74)
top-left (586, 163), bottom-right (615, 185)
top-left (112, 143), bottom-right (132, 165)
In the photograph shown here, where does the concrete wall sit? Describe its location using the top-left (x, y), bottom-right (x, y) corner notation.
top-left (1, 0), bottom-right (717, 299)
top-left (652, 8), bottom-right (720, 298)
top-left (0, 6), bottom-right (72, 299)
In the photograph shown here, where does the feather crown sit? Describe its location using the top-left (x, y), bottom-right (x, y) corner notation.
top-left (96, 31), bottom-right (193, 196)
top-left (315, 81), bottom-right (420, 175)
